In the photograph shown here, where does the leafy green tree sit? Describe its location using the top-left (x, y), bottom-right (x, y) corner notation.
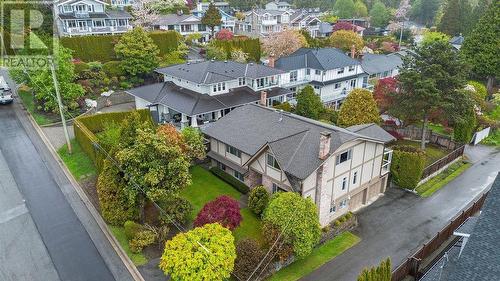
top-left (389, 41), bottom-right (473, 149)
top-left (369, 1), bottom-right (391, 27)
top-left (248, 186), bottom-right (270, 216)
top-left (295, 85), bottom-right (325, 120)
top-left (114, 27), bottom-right (159, 76)
top-left (421, 31), bottom-right (450, 46)
top-left (329, 30), bottom-right (364, 52)
top-left (461, 1), bottom-right (499, 96)
top-left (338, 88), bottom-right (381, 127)
top-left (159, 223), bottom-right (236, 281)
top-left (438, 0), bottom-right (472, 36)
top-left (411, 0), bottom-right (441, 26)
top-left (354, 0), bottom-right (369, 17)
top-left (453, 106), bottom-right (476, 143)
top-left (358, 258), bottom-right (392, 281)
top-left (181, 127), bottom-right (206, 161)
top-left (202, 3), bottom-right (222, 38)
top-left (334, 0), bottom-right (356, 18)
top-left (263, 192), bottom-right (321, 259)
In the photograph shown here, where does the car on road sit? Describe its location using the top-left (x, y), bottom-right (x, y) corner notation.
top-left (0, 76), bottom-right (13, 104)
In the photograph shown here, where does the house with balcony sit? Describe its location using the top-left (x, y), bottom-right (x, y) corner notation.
top-left (193, 1), bottom-right (232, 14)
top-left (54, 0), bottom-right (133, 37)
top-left (203, 104), bottom-right (395, 226)
top-left (265, 0), bottom-right (293, 11)
top-left (360, 53), bottom-right (403, 89)
top-left (275, 48), bottom-right (369, 109)
top-left (191, 3), bottom-right (236, 32)
top-left (126, 60), bottom-right (292, 128)
top-left (289, 9), bottom-right (321, 37)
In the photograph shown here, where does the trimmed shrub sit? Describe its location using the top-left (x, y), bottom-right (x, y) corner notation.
top-left (453, 109), bottom-right (476, 143)
top-left (212, 38), bottom-right (261, 62)
top-left (102, 61), bottom-right (125, 77)
top-left (358, 257), bottom-right (391, 281)
top-left (234, 239), bottom-right (265, 280)
top-left (129, 229), bottom-right (157, 253)
top-left (73, 61), bottom-right (90, 77)
top-left (124, 220), bottom-right (142, 240)
top-left (262, 222), bottom-right (294, 262)
top-left (157, 195), bottom-right (193, 225)
top-left (96, 160), bottom-right (139, 225)
top-left (194, 196), bottom-right (242, 230)
top-left (248, 185), bottom-right (270, 216)
top-left (390, 145), bottom-right (426, 189)
top-left (210, 167), bottom-right (250, 193)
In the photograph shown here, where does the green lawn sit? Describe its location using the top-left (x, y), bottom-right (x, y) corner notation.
top-left (267, 232), bottom-right (361, 281)
top-left (18, 89), bottom-right (59, 125)
top-left (181, 166), bottom-right (263, 243)
top-left (392, 140), bottom-right (450, 166)
top-left (57, 139), bottom-right (96, 180)
top-left (427, 123), bottom-right (452, 136)
top-left (416, 161), bottom-right (472, 197)
top-left (109, 226), bottom-right (148, 266)
top-left (481, 129), bottom-right (500, 146)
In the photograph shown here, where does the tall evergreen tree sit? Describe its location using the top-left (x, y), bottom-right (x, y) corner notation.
top-left (370, 1), bottom-right (391, 27)
top-left (461, 0), bottom-right (500, 96)
top-left (468, 0), bottom-right (493, 33)
top-left (202, 3), bottom-right (222, 38)
top-left (438, 0), bottom-right (472, 36)
top-left (411, 0), bottom-right (441, 26)
top-left (334, 0), bottom-right (356, 18)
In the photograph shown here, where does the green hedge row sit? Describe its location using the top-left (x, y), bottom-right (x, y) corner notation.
top-left (74, 109), bottom-right (152, 171)
top-left (210, 167), bottom-right (250, 194)
top-left (61, 31), bottom-right (181, 62)
top-left (212, 38), bottom-right (261, 62)
top-left (390, 145), bottom-right (426, 189)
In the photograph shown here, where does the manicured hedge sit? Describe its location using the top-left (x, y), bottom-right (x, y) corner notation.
top-left (212, 38), bottom-right (261, 62)
top-left (390, 145), bottom-right (426, 189)
top-left (61, 31), bottom-right (181, 62)
top-left (74, 109), bottom-right (152, 171)
top-left (210, 167), bottom-right (250, 194)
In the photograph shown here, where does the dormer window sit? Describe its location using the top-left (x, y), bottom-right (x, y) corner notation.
top-left (63, 5), bottom-right (72, 12)
top-left (266, 153), bottom-right (280, 170)
top-left (238, 77), bottom-right (246, 86)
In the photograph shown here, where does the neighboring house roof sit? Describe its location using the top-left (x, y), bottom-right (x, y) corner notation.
top-left (104, 9), bottom-right (133, 18)
top-left (202, 104), bottom-right (395, 181)
top-left (319, 22), bottom-right (333, 34)
top-left (309, 73), bottom-right (366, 87)
top-left (156, 61), bottom-right (285, 84)
top-left (275, 48), bottom-right (360, 71)
top-left (347, 123), bottom-right (395, 143)
top-left (126, 81), bottom-right (290, 116)
top-left (449, 35), bottom-right (464, 45)
top-left (361, 53), bottom-right (403, 75)
top-left (56, 0), bottom-right (109, 5)
top-left (154, 14), bottom-right (200, 26)
top-left (443, 173), bottom-right (500, 281)
top-left (58, 9), bottom-right (132, 19)
top-left (252, 8), bottom-right (289, 16)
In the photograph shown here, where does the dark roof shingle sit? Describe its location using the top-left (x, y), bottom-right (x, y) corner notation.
top-left (275, 48), bottom-right (360, 71)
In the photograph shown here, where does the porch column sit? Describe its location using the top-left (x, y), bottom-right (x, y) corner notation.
top-left (190, 115), bottom-right (198, 128)
top-left (180, 113), bottom-right (188, 129)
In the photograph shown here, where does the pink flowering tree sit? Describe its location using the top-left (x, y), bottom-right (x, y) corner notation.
top-left (262, 29), bottom-right (307, 58)
top-left (215, 28), bottom-right (234, 41)
top-left (194, 196), bottom-right (242, 230)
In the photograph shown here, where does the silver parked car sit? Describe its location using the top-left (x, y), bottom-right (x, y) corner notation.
top-left (0, 76), bottom-right (13, 104)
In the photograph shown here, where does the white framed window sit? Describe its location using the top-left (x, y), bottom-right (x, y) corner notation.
top-left (342, 177), bottom-right (347, 190)
top-left (93, 20), bottom-right (104, 27)
top-left (217, 162), bottom-right (226, 171)
top-left (340, 199), bottom-right (348, 208)
top-left (234, 171), bottom-right (244, 181)
top-left (226, 145), bottom-right (241, 157)
top-left (314, 85), bottom-right (320, 90)
top-left (315, 69), bottom-right (321, 75)
top-left (67, 20), bottom-right (76, 28)
top-left (348, 65), bottom-right (355, 72)
top-left (330, 201), bottom-right (336, 213)
top-left (306, 68), bottom-right (310, 75)
top-left (336, 149), bottom-right (352, 165)
top-left (238, 77), bottom-right (246, 86)
top-left (63, 5), bottom-right (72, 12)
top-left (337, 68), bottom-right (344, 74)
top-left (290, 71), bottom-right (298, 82)
top-left (353, 171), bottom-right (358, 184)
top-left (266, 153), bottom-right (280, 170)
top-left (272, 183), bottom-right (285, 193)
top-left (350, 79), bottom-right (356, 88)
top-left (334, 82), bottom-right (341, 89)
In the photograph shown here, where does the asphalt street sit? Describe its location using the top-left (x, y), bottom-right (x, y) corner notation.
top-left (0, 69), bottom-right (134, 281)
top-left (302, 145), bottom-right (500, 281)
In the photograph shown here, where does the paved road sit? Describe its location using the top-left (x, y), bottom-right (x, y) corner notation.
top-left (303, 145), bottom-right (500, 281)
top-left (0, 69), bottom-right (134, 281)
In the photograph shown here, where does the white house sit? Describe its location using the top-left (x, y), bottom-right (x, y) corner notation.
top-left (54, 0), bottom-right (133, 37)
top-left (275, 48), bottom-right (369, 109)
top-left (360, 53), bottom-right (403, 88)
top-left (203, 104), bottom-right (395, 226)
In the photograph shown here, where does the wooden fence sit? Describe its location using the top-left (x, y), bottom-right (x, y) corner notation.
top-left (421, 145), bottom-right (466, 179)
top-left (384, 125), bottom-right (462, 150)
top-left (391, 192), bottom-right (489, 281)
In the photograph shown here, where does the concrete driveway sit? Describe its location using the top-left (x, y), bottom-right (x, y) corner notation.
top-left (302, 145), bottom-right (500, 281)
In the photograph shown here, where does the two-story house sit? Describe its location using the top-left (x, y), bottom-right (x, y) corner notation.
top-left (154, 13), bottom-right (212, 42)
top-left (265, 0), bottom-right (293, 11)
top-left (203, 104), bottom-right (395, 226)
top-left (361, 53), bottom-right (403, 86)
top-left (126, 61), bottom-right (292, 128)
top-left (54, 0), bottom-right (133, 37)
top-left (275, 48), bottom-right (369, 109)
top-left (191, 3), bottom-right (236, 32)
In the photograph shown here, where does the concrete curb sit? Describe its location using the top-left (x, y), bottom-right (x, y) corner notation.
top-left (18, 101), bottom-right (145, 281)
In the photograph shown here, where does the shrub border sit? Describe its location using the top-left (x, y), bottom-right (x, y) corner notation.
top-left (209, 167), bottom-right (249, 194)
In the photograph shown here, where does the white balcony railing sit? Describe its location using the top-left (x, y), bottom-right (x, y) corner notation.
top-left (261, 19), bottom-right (278, 25)
top-left (74, 11), bottom-right (89, 18)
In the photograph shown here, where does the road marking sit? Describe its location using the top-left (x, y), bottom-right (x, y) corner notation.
top-left (0, 203), bottom-right (28, 224)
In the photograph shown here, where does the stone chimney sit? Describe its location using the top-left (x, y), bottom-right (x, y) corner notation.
top-left (350, 44), bottom-right (356, 58)
top-left (268, 54), bottom-right (275, 68)
top-left (260, 91), bottom-right (267, 106)
top-left (319, 132), bottom-right (331, 160)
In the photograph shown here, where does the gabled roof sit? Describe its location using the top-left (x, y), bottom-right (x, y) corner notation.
top-left (347, 123), bottom-right (395, 143)
top-left (203, 104), bottom-right (393, 181)
top-left (275, 48), bottom-right (360, 71)
top-left (154, 14), bottom-right (201, 26)
top-left (156, 61), bottom-right (285, 84)
top-left (361, 53), bottom-right (403, 75)
top-left (56, 0), bottom-right (108, 6)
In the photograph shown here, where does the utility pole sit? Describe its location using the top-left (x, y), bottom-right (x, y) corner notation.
top-left (49, 57), bottom-right (72, 154)
top-left (399, 21), bottom-right (405, 48)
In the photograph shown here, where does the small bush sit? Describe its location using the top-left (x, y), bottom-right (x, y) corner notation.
top-left (248, 185), bottom-right (270, 216)
top-left (233, 239), bottom-right (265, 280)
top-left (334, 220), bottom-right (341, 227)
top-left (210, 167), bottom-right (249, 193)
top-left (345, 212), bottom-right (353, 220)
top-left (390, 145), bottom-right (426, 189)
top-left (129, 230), bottom-right (157, 253)
top-left (322, 226), bottom-right (330, 233)
top-left (124, 221), bottom-right (143, 241)
top-left (157, 196), bottom-right (193, 225)
top-left (74, 62), bottom-right (90, 77)
top-left (194, 195), bottom-right (242, 230)
top-left (339, 216), bottom-right (346, 223)
top-left (103, 61), bottom-right (125, 77)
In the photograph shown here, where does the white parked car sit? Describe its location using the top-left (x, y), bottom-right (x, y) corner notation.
top-left (0, 76), bottom-right (13, 104)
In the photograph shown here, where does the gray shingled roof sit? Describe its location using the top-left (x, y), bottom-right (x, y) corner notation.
top-left (275, 48), bottom-right (360, 71)
top-left (156, 61), bottom-right (285, 84)
top-left (154, 14), bottom-right (199, 26)
top-left (444, 173), bottom-right (500, 281)
top-left (126, 82), bottom-right (290, 116)
top-left (361, 53), bottom-right (403, 75)
top-left (347, 123), bottom-right (395, 143)
top-left (203, 104), bottom-right (392, 182)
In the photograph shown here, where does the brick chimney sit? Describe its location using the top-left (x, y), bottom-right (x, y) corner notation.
top-left (268, 54), bottom-right (275, 68)
top-left (350, 44), bottom-right (356, 58)
top-left (319, 132), bottom-right (331, 160)
top-left (260, 91), bottom-right (267, 106)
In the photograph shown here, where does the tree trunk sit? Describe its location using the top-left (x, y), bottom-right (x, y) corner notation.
top-left (421, 114), bottom-right (428, 150)
top-left (486, 76), bottom-right (495, 98)
top-left (210, 26), bottom-right (215, 38)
